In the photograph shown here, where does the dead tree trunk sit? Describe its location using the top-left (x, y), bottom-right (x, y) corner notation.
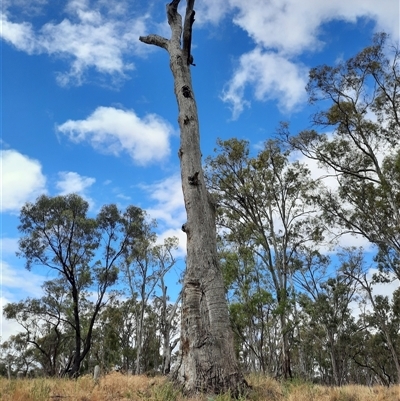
top-left (140, 0), bottom-right (245, 395)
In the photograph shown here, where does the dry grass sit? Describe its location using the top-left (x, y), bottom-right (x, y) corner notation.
top-left (0, 373), bottom-right (399, 401)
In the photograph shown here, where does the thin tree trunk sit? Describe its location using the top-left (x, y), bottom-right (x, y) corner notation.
top-left (346, 271), bottom-right (400, 384)
top-left (140, 1), bottom-right (246, 395)
top-left (369, 297), bottom-right (400, 384)
top-left (328, 331), bottom-right (340, 386)
top-left (135, 298), bottom-right (145, 375)
top-left (160, 282), bottom-right (181, 375)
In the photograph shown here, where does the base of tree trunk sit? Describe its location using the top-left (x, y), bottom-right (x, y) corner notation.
top-left (171, 347), bottom-right (249, 397)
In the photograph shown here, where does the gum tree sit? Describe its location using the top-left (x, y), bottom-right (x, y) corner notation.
top-left (206, 138), bottom-right (324, 378)
top-left (287, 33), bottom-right (400, 282)
top-left (16, 194), bottom-right (146, 376)
top-left (139, 0), bottom-right (245, 395)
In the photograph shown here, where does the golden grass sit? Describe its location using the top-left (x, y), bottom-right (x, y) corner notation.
top-left (0, 372), bottom-right (399, 401)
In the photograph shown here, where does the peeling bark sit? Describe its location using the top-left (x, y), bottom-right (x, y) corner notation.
top-left (140, 1), bottom-right (246, 395)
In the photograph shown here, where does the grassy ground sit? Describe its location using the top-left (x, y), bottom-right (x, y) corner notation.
top-left (1, 372), bottom-right (399, 401)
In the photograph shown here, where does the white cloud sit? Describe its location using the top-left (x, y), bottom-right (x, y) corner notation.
top-left (351, 268), bottom-right (399, 321)
top-left (116, 193), bottom-right (131, 201)
top-left (56, 171), bottom-right (95, 195)
top-left (0, 261), bottom-right (46, 341)
top-left (1, 149), bottom-right (47, 213)
top-left (367, 269), bottom-right (399, 300)
top-left (55, 171), bottom-right (96, 209)
top-left (142, 174), bottom-right (187, 256)
top-left (292, 159), bottom-right (373, 251)
top-left (142, 174), bottom-right (188, 257)
top-left (1, 262), bottom-right (44, 298)
top-left (212, 0), bottom-right (399, 117)
top-left (0, 15), bottom-right (37, 53)
top-left (57, 106), bottom-right (173, 165)
top-left (142, 174), bottom-right (186, 227)
top-left (195, 0), bottom-right (229, 25)
top-left (157, 228), bottom-right (187, 257)
top-left (0, 238), bottom-right (19, 256)
top-left (200, 0), bottom-right (398, 52)
top-left (1, 0), bottom-right (149, 85)
top-left (0, 297), bottom-right (24, 342)
top-left (221, 48), bottom-right (308, 119)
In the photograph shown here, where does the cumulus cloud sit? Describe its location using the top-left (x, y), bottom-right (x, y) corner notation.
top-left (141, 174), bottom-right (187, 256)
top-left (56, 171), bottom-right (95, 195)
top-left (157, 228), bottom-right (187, 258)
top-left (0, 296), bottom-right (24, 341)
top-left (0, 16), bottom-right (37, 53)
top-left (213, 0), bottom-right (399, 117)
top-left (195, 0), bottom-right (229, 26)
top-left (2, 0), bottom-right (397, 113)
top-left (1, 261), bottom-right (44, 299)
top-left (1, 260), bottom-right (46, 341)
top-left (142, 174), bottom-right (186, 227)
top-left (57, 106), bottom-right (173, 165)
top-left (1, 0), bottom-right (149, 85)
top-left (1, 149), bottom-right (47, 213)
top-left (55, 171), bottom-right (96, 209)
top-left (221, 48), bottom-right (308, 119)
top-left (201, 0), bottom-right (398, 51)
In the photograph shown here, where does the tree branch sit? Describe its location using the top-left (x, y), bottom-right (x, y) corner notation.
top-left (183, 0), bottom-right (195, 65)
top-left (139, 34), bottom-right (169, 50)
top-left (167, 0), bottom-right (181, 25)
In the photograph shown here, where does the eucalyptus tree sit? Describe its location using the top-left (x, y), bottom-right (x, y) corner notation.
top-left (206, 138), bottom-right (324, 378)
top-left (122, 231), bottom-right (179, 375)
top-left (152, 237), bottom-right (181, 375)
top-left (220, 244), bottom-right (276, 374)
top-left (0, 333), bottom-right (37, 377)
top-left (298, 271), bottom-right (359, 385)
top-left (139, 0), bottom-right (245, 394)
top-left (91, 297), bottom-right (139, 372)
top-left (4, 278), bottom-right (75, 376)
top-left (122, 218), bottom-right (156, 375)
top-left (340, 248), bottom-right (400, 383)
top-left (15, 194), bottom-right (146, 376)
top-left (352, 306), bottom-right (400, 386)
top-left (286, 33), bottom-right (400, 283)
top-left (361, 290), bottom-right (400, 385)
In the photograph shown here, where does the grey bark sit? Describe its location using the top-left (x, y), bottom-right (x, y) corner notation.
top-left (140, 0), bottom-right (245, 395)
top-left (93, 365), bottom-right (101, 382)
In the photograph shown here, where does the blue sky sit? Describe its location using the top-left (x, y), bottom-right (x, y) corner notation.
top-left (1, 0), bottom-right (399, 341)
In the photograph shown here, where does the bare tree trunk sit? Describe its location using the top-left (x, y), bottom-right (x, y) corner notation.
top-left (159, 278), bottom-right (181, 375)
top-left (328, 331), bottom-right (340, 386)
top-left (7, 361), bottom-right (11, 380)
top-left (140, 0), bottom-right (246, 395)
top-left (135, 298), bottom-right (145, 375)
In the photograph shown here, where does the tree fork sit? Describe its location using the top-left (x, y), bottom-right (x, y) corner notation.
top-left (140, 0), bottom-right (246, 396)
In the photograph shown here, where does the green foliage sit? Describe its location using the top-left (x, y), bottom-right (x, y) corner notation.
top-left (7, 194), bottom-right (151, 377)
top-left (289, 33), bottom-right (400, 283)
top-left (4, 34), bottom-right (400, 387)
top-left (207, 137), bottom-right (325, 377)
top-left (287, 32), bottom-right (400, 384)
